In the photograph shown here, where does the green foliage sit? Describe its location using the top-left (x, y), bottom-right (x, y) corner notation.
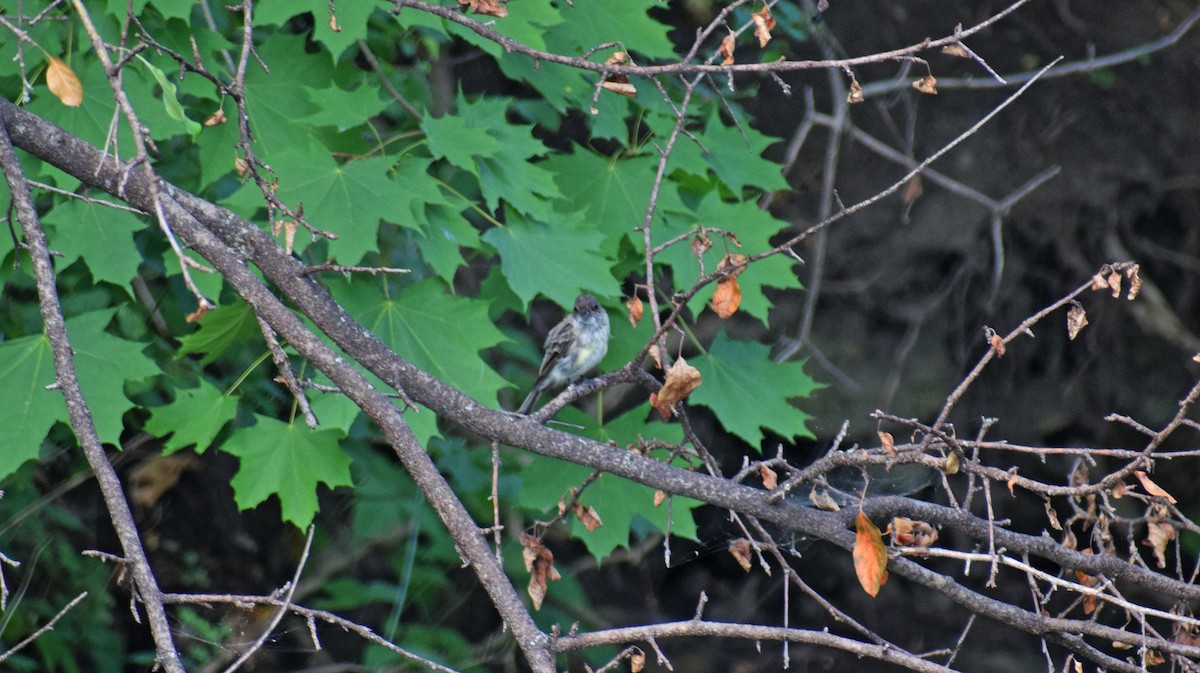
top-left (0, 0), bottom-right (819, 667)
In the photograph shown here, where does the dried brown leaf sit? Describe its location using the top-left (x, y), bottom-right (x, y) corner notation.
top-left (329, 11), bottom-right (341, 32)
top-left (1107, 270), bottom-right (1122, 298)
top-left (692, 231), bottom-right (713, 257)
top-left (1066, 303), bottom-right (1088, 340)
top-left (1091, 272), bottom-right (1109, 291)
top-left (1134, 470), bottom-right (1177, 504)
top-left (809, 487), bottom-right (840, 511)
top-left (720, 33), bottom-right (736, 65)
top-left (990, 332), bottom-right (1006, 357)
top-left (944, 450), bottom-right (960, 475)
top-left (130, 454), bottom-right (200, 507)
top-left (626, 296), bottom-right (644, 327)
top-left (1143, 521), bottom-right (1176, 569)
top-left (1045, 500), bottom-right (1062, 530)
top-left (912, 75), bottom-right (938, 95)
top-left (457, 0), bottom-right (507, 17)
top-left (853, 512), bottom-right (889, 596)
top-left (847, 76), bottom-right (864, 104)
top-left (653, 489), bottom-right (667, 507)
top-left (1126, 264), bottom-right (1141, 300)
top-left (1111, 479), bottom-right (1126, 498)
top-left (728, 538), bottom-right (753, 572)
top-left (759, 464), bottom-right (777, 490)
top-left (203, 108), bottom-right (227, 126)
top-left (711, 277), bottom-right (741, 319)
top-left (630, 650), bottom-right (646, 673)
top-left (46, 56), bottom-right (84, 107)
top-left (1007, 472), bottom-right (1019, 496)
top-left (717, 252), bottom-right (749, 278)
top-left (877, 430), bottom-right (895, 456)
top-left (941, 43), bottom-right (970, 58)
top-left (601, 77), bottom-right (637, 98)
top-left (650, 357), bottom-right (702, 419)
top-left (890, 517), bottom-right (938, 548)
top-left (902, 174), bottom-right (923, 205)
top-left (572, 504), bottom-right (603, 532)
top-left (520, 533), bottom-right (560, 610)
top-left (751, 6), bottom-right (775, 48)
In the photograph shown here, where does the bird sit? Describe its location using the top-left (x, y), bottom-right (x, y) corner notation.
top-left (517, 294), bottom-right (610, 414)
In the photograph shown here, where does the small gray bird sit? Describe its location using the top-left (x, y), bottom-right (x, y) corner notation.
top-left (517, 294), bottom-right (610, 414)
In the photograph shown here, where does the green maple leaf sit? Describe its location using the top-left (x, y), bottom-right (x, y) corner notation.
top-left (544, 149), bottom-right (679, 249)
top-left (254, 0), bottom-right (378, 59)
top-left (481, 211), bottom-right (613, 309)
top-left (43, 197), bottom-right (147, 292)
top-left (144, 378), bottom-right (239, 454)
top-left (328, 279), bottom-right (509, 403)
top-left (660, 192), bottom-right (799, 324)
top-left (0, 310), bottom-right (159, 478)
top-left (225, 414), bottom-right (353, 528)
top-left (691, 333), bottom-right (819, 447)
top-left (699, 109), bottom-right (789, 193)
top-left (176, 301), bottom-right (261, 365)
top-left (275, 155), bottom-right (416, 264)
top-left (550, 1), bottom-right (676, 60)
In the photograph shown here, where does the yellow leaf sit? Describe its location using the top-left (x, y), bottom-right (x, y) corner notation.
top-left (46, 56), bottom-right (84, 107)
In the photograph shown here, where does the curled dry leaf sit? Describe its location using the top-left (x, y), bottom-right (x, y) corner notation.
top-left (878, 430), bottom-right (896, 456)
top-left (457, 0), bottom-right (507, 18)
top-left (328, 10), bottom-right (341, 32)
top-left (650, 357), bottom-right (702, 419)
top-left (1143, 521), bottom-right (1176, 569)
top-left (46, 56), bottom-right (84, 107)
top-left (751, 5), bottom-right (775, 48)
top-left (912, 75), bottom-right (938, 95)
top-left (1007, 472), bottom-right (1019, 496)
top-left (853, 512), bottom-right (889, 597)
top-left (711, 277), bottom-right (741, 319)
top-left (720, 32), bottom-right (736, 65)
top-left (717, 252), bottom-right (749, 278)
top-left (630, 649), bottom-right (646, 673)
top-left (626, 296), bottom-right (644, 327)
top-left (1107, 270), bottom-right (1122, 298)
top-left (130, 454), bottom-right (200, 507)
top-left (653, 489), bottom-right (666, 507)
top-left (943, 450), bottom-right (960, 475)
top-left (647, 343), bottom-right (663, 370)
top-left (1126, 264), bottom-right (1141, 300)
top-left (1044, 500), bottom-right (1062, 531)
top-left (941, 43), bottom-right (970, 58)
top-left (185, 304), bottom-right (211, 323)
top-left (520, 533), bottom-right (560, 610)
top-left (902, 174), bottom-right (923, 205)
top-left (847, 77), bottom-right (864, 104)
top-left (989, 332), bottom-right (1006, 357)
top-left (692, 230), bottom-right (713, 257)
top-left (809, 487), bottom-right (840, 511)
top-left (759, 464), bottom-right (777, 490)
top-left (203, 108), bottom-right (227, 126)
top-left (1090, 271), bottom-right (1110, 291)
top-left (1145, 651), bottom-right (1165, 666)
top-left (572, 503), bottom-right (603, 532)
top-left (1111, 479), bottom-right (1126, 498)
top-left (234, 156), bottom-right (250, 177)
top-left (1066, 302), bottom-right (1088, 340)
top-left (728, 538), bottom-right (753, 572)
top-left (601, 50), bottom-right (636, 98)
top-left (1133, 470), bottom-right (1177, 504)
top-left (890, 517), bottom-right (938, 548)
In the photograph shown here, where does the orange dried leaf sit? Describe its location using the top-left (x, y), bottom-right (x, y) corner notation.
top-left (520, 533), bottom-right (560, 610)
top-left (631, 650), bottom-right (646, 673)
top-left (692, 231), bottom-right (713, 256)
top-left (46, 56), bottom-right (84, 107)
top-left (728, 538), bottom-right (753, 572)
top-left (1126, 264), bottom-right (1141, 300)
top-left (990, 332), bottom-right (1006, 357)
top-left (328, 10), bottom-right (341, 32)
top-left (912, 75), bottom-right (938, 95)
top-left (1133, 470), bottom-right (1177, 504)
top-left (1111, 479), bottom-right (1126, 498)
top-left (457, 0), bottom-right (507, 17)
top-left (944, 450), bottom-right (960, 475)
top-left (1045, 500), bottom-right (1062, 530)
top-left (1143, 522), bottom-right (1175, 569)
top-left (711, 277), bottom-right (741, 319)
top-left (1145, 651), bottom-right (1165, 666)
top-left (653, 489), bottom-right (667, 507)
top-left (1090, 272), bottom-right (1109, 291)
top-left (890, 517), bottom-right (938, 548)
top-left (185, 304), bottom-right (211, 323)
top-left (720, 33), bottom-right (736, 65)
top-left (878, 430), bottom-right (895, 456)
top-left (751, 6), bottom-right (775, 48)
top-left (847, 77), bottom-right (864, 104)
top-left (626, 296), bottom-right (644, 327)
top-left (853, 512), bottom-right (888, 596)
top-left (942, 43), bottom-right (970, 58)
top-left (759, 464), bottom-right (777, 490)
top-left (717, 253), bottom-right (749, 278)
top-left (1066, 303), bottom-right (1088, 340)
top-left (601, 76), bottom-right (637, 98)
top-left (902, 174), bottom-right (923, 205)
top-left (1007, 472), bottom-right (1019, 496)
top-left (647, 344), bottom-right (663, 370)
